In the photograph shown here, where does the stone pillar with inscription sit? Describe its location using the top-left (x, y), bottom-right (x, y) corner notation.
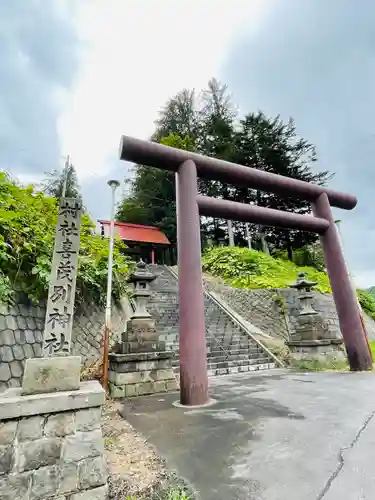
top-left (108, 260), bottom-right (177, 398)
top-left (42, 198), bottom-right (82, 359)
top-left (0, 199), bottom-right (108, 500)
top-left (287, 272), bottom-right (345, 361)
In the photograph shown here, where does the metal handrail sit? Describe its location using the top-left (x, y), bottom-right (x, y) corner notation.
top-left (167, 265), bottom-right (284, 367)
top-left (206, 327), bottom-right (230, 359)
top-left (206, 289), bottom-right (284, 367)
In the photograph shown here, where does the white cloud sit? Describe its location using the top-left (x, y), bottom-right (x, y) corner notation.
top-left (58, 0), bottom-right (269, 181)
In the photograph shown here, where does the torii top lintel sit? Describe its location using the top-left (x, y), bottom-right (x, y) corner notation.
top-left (119, 135), bottom-right (357, 210)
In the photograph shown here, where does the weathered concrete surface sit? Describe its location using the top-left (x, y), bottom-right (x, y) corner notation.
top-left (22, 356), bottom-right (81, 395)
top-left (0, 380), bottom-right (105, 420)
top-left (121, 369), bottom-right (375, 500)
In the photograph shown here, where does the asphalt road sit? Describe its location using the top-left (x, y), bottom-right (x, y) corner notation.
top-left (122, 369), bottom-right (375, 500)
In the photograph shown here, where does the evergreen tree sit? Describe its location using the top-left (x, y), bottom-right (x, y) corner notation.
top-left (42, 163), bottom-right (82, 201)
top-left (197, 78), bottom-right (238, 244)
top-left (117, 81), bottom-right (332, 258)
top-left (233, 112), bottom-right (332, 258)
top-left (153, 89), bottom-right (199, 143)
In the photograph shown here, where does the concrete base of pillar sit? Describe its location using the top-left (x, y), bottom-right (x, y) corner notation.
top-left (108, 351), bottom-right (178, 399)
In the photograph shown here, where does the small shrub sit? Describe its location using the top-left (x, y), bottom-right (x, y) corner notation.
top-left (163, 488), bottom-right (192, 500)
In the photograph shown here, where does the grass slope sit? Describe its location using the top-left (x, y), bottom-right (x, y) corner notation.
top-left (203, 246), bottom-right (331, 292)
top-left (202, 246), bottom-right (375, 319)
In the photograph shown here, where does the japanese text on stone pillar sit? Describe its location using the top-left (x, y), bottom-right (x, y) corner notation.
top-left (42, 198), bottom-right (82, 356)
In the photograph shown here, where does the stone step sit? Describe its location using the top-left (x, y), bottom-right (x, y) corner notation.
top-left (144, 264), bottom-right (277, 380)
top-left (170, 349), bottom-right (271, 364)
top-left (164, 343), bottom-right (262, 355)
top-left (206, 352), bottom-right (269, 363)
top-left (208, 342), bottom-right (256, 351)
top-left (172, 355), bottom-right (273, 370)
top-left (207, 357), bottom-right (273, 369)
top-left (208, 362), bottom-right (276, 377)
top-left (208, 347), bottom-right (263, 357)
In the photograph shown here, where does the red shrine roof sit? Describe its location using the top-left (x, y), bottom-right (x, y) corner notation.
top-left (98, 220), bottom-right (170, 245)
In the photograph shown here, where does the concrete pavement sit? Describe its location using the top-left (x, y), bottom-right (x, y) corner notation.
top-left (121, 369), bottom-right (375, 499)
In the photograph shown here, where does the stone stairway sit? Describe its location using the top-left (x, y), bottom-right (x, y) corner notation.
top-left (147, 265), bottom-right (278, 376)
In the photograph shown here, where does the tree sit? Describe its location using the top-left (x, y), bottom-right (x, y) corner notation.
top-left (233, 112), bottom-right (332, 259)
top-left (118, 81), bottom-right (332, 258)
top-left (42, 163), bottom-right (82, 201)
top-left (149, 78), bottom-right (238, 247)
top-left (196, 78), bottom-right (238, 245)
top-left (153, 89), bottom-right (199, 143)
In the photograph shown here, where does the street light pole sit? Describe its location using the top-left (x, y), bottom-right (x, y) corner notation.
top-left (103, 179), bottom-right (120, 393)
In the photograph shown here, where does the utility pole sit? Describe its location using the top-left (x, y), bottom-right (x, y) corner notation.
top-left (62, 155), bottom-right (70, 198)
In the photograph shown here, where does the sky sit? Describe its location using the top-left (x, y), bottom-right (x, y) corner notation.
top-left (1, 0), bottom-right (375, 286)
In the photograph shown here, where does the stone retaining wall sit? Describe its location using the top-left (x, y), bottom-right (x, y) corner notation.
top-left (0, 381), bottom-right (107, 500)
top-left (0, 298), bottom-right (132, 392)
top-left (204, 276), bottom-right (375, 341)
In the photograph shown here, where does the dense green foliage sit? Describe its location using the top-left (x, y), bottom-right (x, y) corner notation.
top-left (117, 78), bottom-right (332, 256)
top-left (202, 246), bottom-right (331, 292)
top-left (357, 289), bottom-right (375, 320)
top-left (202, 246), bottom-right (375, 322)
top-left (273, 242), bottom-right (325, 271)
top-left (0, 171), bottom-right (130, 304)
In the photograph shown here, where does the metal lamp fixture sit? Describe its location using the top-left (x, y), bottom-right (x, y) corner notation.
top-left (103, 179), bottom-right (120, 393)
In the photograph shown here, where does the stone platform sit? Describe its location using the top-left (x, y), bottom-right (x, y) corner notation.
top-left (109, 350), bottom-right (178, 399)
top-left (0, 380), bottom-right (107, 500)
top-left (287, 338), bottom-right (345, 361)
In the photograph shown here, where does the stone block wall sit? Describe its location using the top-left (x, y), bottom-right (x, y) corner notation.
top-left (0, 298), bottom-right (132, 392)
top-left (204, 278), bottom-right (289, 339)
top-left (108, 351), bottom-right (177, 399)
top-left (0, 381), bottom-right (107, 500)
top-left (0, 410), bottom-right (106, 499)
top-left (204, 276), bottom-right (375, 342)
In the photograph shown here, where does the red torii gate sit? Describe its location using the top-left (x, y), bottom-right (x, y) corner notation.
top-left (119, 135), bottom-right (372, 407)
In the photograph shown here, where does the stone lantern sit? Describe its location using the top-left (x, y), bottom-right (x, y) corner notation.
top-left (290, 272), bottom-right (318, 316)
top-left (108, 259), bottom-right (177, 399)
top-left (120, 259), bottom-right (158, 353)
top-left (128, 259), bottom-right (156, 319)
top-left (287, 271), bottom-right (344, 361)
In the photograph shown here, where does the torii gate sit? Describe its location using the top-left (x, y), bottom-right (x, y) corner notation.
top-left (119, 135), bottom-right (372, 407)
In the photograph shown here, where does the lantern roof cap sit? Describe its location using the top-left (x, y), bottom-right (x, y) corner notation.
top-left (128, 259), bottom-right (156, 283)
top-left (290, 272), bottom-right (317, 290)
